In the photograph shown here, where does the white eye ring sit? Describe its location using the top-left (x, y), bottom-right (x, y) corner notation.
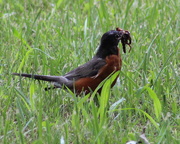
top-left (115, 34), bottom-right (120, 39)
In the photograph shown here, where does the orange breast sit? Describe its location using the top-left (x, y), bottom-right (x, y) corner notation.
top-left (75, 52), bottom-right (122, 95)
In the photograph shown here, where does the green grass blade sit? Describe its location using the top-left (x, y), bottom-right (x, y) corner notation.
top-left (144, 86), bottom-right (162, 120)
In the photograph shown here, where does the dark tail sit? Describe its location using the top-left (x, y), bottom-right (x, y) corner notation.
top-left (12, 73), bottom-right (60, 82)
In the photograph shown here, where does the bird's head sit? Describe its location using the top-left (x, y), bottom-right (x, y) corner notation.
top-left (100, 28), bottom-right (131, 54)
top-left (100, 30), bottom-right (124, 47)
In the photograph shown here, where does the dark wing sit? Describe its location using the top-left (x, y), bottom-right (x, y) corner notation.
top-left (64, 57), bottom-right (106, 81)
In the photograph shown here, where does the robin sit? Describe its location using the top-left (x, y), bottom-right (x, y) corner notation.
top-left (13, 28), bottom-right (131, 95)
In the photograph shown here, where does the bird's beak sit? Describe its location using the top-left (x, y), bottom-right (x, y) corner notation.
top-left (116, 28), bottom-right (132, 53)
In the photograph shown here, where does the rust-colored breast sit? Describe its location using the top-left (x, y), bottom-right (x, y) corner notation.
top-left (75, 49), bottom-right (122, 95)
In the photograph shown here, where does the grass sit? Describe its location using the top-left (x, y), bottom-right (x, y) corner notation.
top-left (0, 0), bottom-right (179, 143)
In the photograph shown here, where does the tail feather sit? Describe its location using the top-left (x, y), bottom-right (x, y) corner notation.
top-left (12, 73), bottom-right (60, 82)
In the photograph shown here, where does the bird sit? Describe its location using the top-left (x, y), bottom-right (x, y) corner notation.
top-left (12, 28), bottom-right (131, 95)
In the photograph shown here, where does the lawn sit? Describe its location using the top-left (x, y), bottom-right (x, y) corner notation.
top-left (0, 0), bottom-right (179, 143)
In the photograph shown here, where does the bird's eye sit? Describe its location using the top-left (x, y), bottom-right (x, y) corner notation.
top-left (115, 34), bottom-right (120, 39)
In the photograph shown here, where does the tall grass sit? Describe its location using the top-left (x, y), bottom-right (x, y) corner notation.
top-left (1, 0), bottom-right (179, 143)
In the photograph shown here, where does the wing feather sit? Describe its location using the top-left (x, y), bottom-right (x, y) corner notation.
top-left (64, 57), bottom-right (106, 81)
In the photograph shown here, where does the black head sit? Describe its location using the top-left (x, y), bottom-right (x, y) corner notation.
top-left (95, 30), bottom-right (124, 58)
top-left (100, 30), bottom-right (123, 46)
